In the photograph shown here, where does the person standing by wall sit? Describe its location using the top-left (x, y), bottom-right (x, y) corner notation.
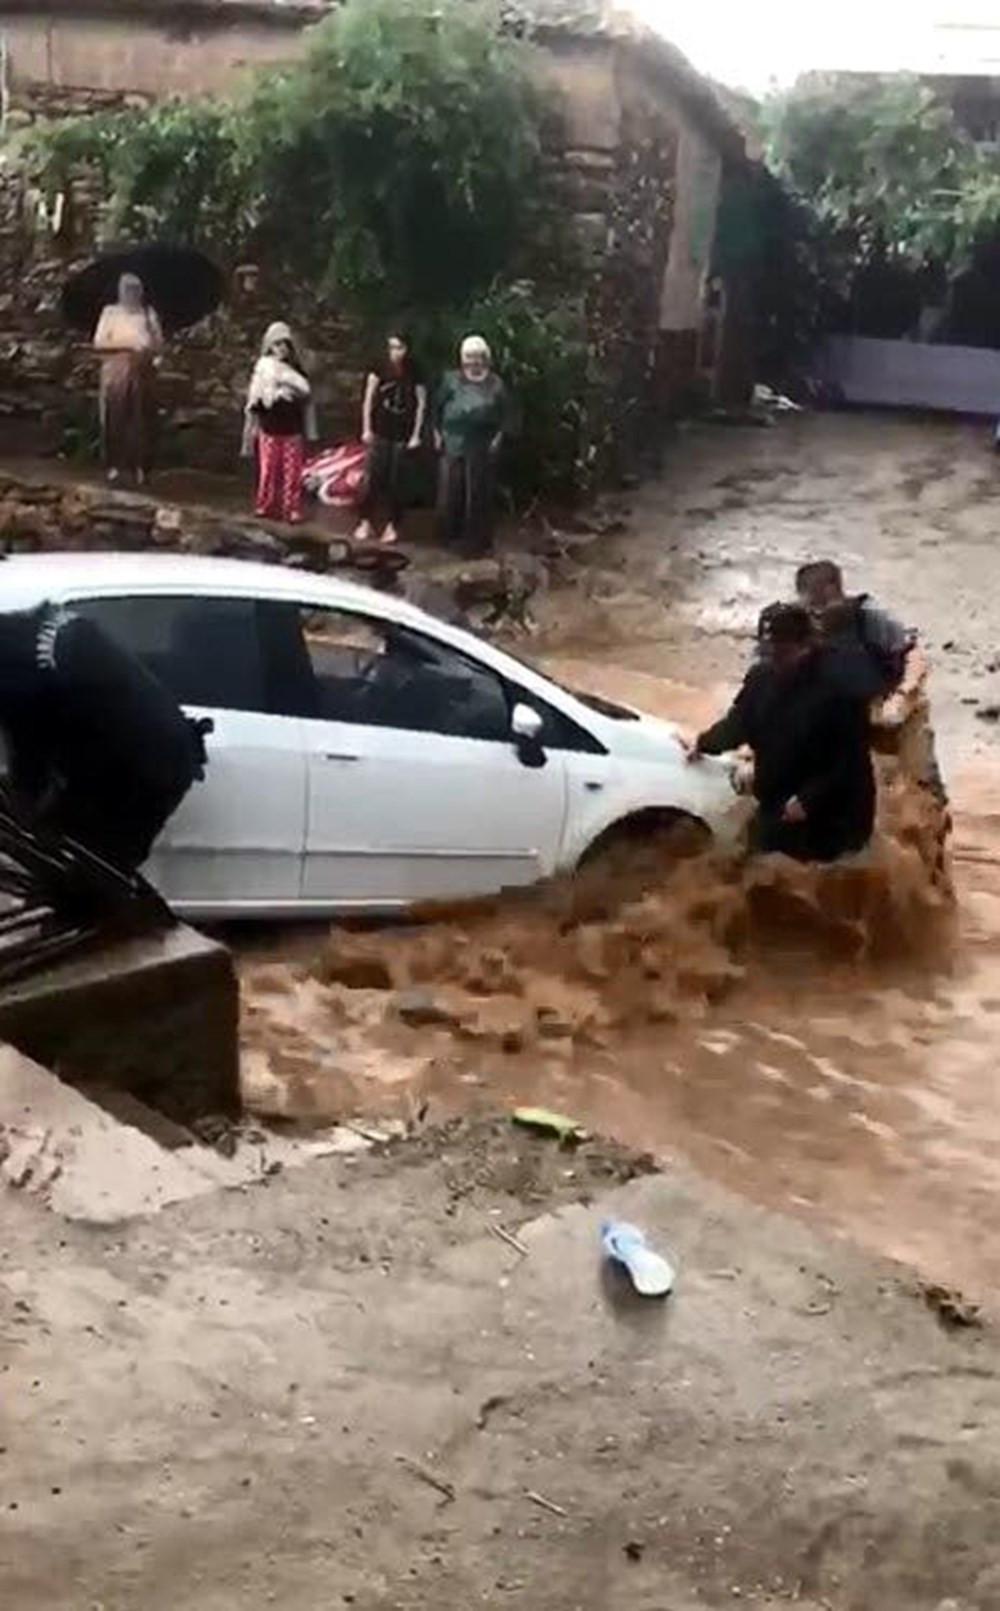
top-left (92, 273), bottom-right (163, 487)
top-left (242, 322), bottom-right (316, 524)
top-left (354, 332), bottom-right (427, 546)
top-left (435, 335), bottom-right (508, 555)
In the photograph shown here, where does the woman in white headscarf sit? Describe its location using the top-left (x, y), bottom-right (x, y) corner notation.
top-left (434, 334), bottom-right (508, 554)
top-left (243, 321), bottom-right (317, 523)
top-left (92, 273), bottom-right (163, 485)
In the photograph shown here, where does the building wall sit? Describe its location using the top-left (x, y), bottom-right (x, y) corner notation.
top-left (659, 121), bottom-right (721, 334)
top-left (0, 6), bottom-right (314, 105)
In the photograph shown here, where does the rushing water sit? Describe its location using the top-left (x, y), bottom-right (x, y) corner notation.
top-left (240, 666), bottom-right (1000, 1298)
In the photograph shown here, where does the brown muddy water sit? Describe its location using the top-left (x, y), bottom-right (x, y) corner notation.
top-left (240, 414), bottom-right (1000, 1300)
top-left (239, 661), bottom-right (1000, 1301)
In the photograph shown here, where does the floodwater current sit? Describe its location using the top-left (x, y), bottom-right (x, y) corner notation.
top-left (240, 662), bottom-right (1000, 1300)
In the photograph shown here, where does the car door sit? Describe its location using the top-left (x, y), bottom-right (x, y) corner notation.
top-left (282, 603), bottom-right (568, 906)
top-left (69, 592), bottom-right (308, 915)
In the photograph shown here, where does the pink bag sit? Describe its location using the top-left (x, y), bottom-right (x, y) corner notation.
top-left (303, 440), bottom-right (368, 508)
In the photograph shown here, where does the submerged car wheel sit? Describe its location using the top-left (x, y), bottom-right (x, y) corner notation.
top-left (573, 810), bottom-right (712, 916)
top-left (579, 809), bottom-right (711, 870)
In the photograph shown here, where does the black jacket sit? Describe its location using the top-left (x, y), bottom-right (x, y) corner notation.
top-left (696, 651), bottom-right (875, 862)
top-left (0, 604), bottom-right (206, 870)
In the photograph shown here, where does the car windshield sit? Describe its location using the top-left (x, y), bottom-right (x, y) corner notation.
top-left (496, 643), bottom-right (641, 723)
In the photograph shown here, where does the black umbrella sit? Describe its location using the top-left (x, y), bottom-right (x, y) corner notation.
top-left (61, 243), bottom-right (225, 338)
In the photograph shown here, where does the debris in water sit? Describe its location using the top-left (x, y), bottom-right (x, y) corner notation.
top-left (526, 1489), bottom-right (569, 1517)
top-left (489, 1222), bottom-right (529, 1257)
top-left (921, 1283), bottom-right (982, 1329)
top-left (395, 1454), bottom-right (456, 1505)
top-left (476, 1393), bottom-right (509, 1430)
top-left (512, 1108), bottom-right (585, 1144)
top-left (601, 1220), bottom-right (676, 1298)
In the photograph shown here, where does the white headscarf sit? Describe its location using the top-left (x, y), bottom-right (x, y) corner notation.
top-left (460, 334), bottom-right (492, 367)
top-left (242, 320), bottom-right (316, 452)
top-left (260, 320), bottom-right (296, 358)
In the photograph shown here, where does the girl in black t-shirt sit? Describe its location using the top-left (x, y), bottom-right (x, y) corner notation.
top-left (354, 333), bottom-right (427, 545)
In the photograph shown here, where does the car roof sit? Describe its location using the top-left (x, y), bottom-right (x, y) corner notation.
top-left (0, 551), bottom-right (437, 631)
top-left (0, 550), bottom-right (616, 741)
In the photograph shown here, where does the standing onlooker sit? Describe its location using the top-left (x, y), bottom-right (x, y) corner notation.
top-left (354, 332), bottom-right (427, 546)
top-left (93, 273), bottom-right (163, 486)
top-left (242, 322), bottom-right (316, 524)
top-left (435, 335), bottom-right (508, 555)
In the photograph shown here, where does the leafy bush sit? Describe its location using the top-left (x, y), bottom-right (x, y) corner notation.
top-left (31, 0), bottom-right (547, 321)
top-left (454, 283), bottom-right (591, 506)
top-left (763, 74), bottom-right (1000, 279)
top-left (32, 100), bottom-right (252, 257)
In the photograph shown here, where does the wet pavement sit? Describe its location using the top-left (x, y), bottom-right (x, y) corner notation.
top-left (240, 414), bottom-right (1000, 1300)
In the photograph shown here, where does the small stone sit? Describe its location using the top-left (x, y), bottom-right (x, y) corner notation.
top-left (394, 987), bottom-right (460, 1029)
top-left (320, 951), bottom-right (394, 991)
top-left (536, 1006), bottom-right (574, 1040)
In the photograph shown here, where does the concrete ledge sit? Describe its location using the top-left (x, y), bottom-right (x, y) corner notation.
top-left (0, 925), bottom-right (239, 1122)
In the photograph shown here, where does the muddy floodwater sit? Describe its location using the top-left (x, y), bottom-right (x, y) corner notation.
top-left (241, 414), bottom-right (1000, 1301)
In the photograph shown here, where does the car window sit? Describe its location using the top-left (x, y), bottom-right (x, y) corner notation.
top-left (295, 607), bottom-right (511, 742)
top-left (506, 686), bottom-right (606, 755)
top-left (71, 595), bottom-right (269, 714)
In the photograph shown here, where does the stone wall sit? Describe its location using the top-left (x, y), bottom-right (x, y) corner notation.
top-left (0, 164), bottom-right (365, 469)
top-left (0, 1), bottom-right (320, 102)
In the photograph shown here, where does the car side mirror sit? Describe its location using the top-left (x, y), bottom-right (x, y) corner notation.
top-left (511, 702), bottom-right (543, 743)
top-left (511, 701), bottom-right (546, 768)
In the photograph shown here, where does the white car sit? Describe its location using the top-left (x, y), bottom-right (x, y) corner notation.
top-left (1, 553), bottom-right (744, 919)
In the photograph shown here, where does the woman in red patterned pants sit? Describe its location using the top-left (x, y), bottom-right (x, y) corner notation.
top-left (242, 322), bottom-right (316, 524)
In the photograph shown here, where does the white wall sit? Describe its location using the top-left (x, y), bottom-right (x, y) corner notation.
top-left (658, 122), bottom-right (720, 333)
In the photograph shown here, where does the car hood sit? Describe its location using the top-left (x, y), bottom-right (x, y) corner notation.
top-left (597, 706), bottom-right (699, 762)
top-left (590, 703), bottom-right (746, 842)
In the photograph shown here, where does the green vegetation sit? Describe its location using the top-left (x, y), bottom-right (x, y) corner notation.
top-left (763, 75), bottom-right (1000, 278)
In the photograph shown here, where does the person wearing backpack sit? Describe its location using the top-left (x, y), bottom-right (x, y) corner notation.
top-left (689, 604), bottom-right (876, 863)
top-left (793, 560), bottom-right (948, 832)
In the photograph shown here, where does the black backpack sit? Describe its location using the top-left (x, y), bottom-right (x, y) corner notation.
top-left (818, 594), bottom-right (906, 700)
top-left (1, 604), bottom-right (210, 871)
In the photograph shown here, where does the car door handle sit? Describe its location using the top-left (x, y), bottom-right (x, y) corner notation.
top-left (323, 751), bottom-right (361, 763)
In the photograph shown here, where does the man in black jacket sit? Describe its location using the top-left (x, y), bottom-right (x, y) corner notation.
top-left (0, 603), bottom-right (208, 873)
top-left (689, 603), bottom-right (875, 863)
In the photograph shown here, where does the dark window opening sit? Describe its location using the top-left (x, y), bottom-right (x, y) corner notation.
top-left (71, 595), bottom-right (269, 715)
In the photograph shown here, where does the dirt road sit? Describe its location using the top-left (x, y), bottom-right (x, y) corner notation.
top-left (5, 1117), bottom-right (1000, 1610)
top-left (7, 413), bottom-right (1000, 1608)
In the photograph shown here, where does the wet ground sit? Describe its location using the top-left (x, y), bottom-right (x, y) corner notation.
top-left (242, 413), bottom-right (1000, 1302)
top-left (8, 1112), bottom-right (1000, 1611)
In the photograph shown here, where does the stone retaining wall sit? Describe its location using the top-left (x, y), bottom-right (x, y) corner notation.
top-left (0, 164), bottom-right (365, 470)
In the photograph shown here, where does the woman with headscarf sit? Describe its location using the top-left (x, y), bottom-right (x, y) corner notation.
top-left (435, 335), bottom-right (508, 555)
top-left (92, 273), bottom-right (163, 486)
top-left (354, 331), bottom-right (427, 546)
top-left (243, 321), bottom-right (317, 524)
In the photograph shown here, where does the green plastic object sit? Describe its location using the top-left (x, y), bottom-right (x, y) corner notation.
top-left (512, 1106), bottom-right (585, 1143)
